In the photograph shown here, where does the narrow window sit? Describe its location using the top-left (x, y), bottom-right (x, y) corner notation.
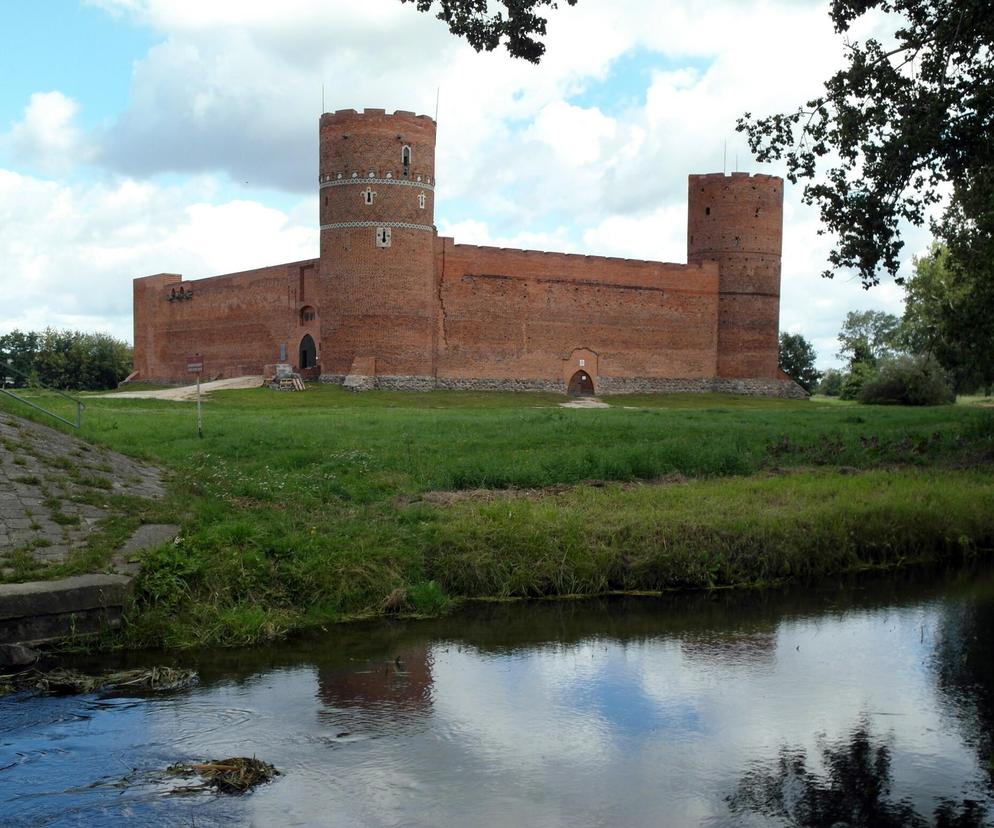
top-left (376, 227), bottom-right (392, 248)
top-left (279, 343), bottom-right (287, 362)
top-left (705, 207), bottom-right (711, 216)
top-left (418, 191), bottom-right (426, 210)
top-left (362, 187), bottom-right (375, 205)
top-left (402, 145), bottom-right (411, 176)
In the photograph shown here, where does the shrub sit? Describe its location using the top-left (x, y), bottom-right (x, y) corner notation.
top-left (857, 355), bottom-right (955, 406)
top-left (839, 362), bottom-right (877, 400)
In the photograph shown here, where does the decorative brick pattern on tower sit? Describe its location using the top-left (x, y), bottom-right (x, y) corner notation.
top-left (131, 108), bottom-right (803, 398)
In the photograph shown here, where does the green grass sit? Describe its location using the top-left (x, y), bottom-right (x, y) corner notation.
top-left (2, 384), bottom-right (992, 649)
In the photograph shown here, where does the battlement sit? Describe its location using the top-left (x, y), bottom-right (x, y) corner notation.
top-left (320, 108), bottom-right (436, 125)
top-left (689, 172), bottom-right (782, 184)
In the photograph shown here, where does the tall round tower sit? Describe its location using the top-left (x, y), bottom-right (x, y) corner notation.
top-left (318, 108), bottom-right (437, 383)
top-left (687, 173), bottom-right (784, 379)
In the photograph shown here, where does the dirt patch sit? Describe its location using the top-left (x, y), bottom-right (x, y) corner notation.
top-left (559, 397), bottom-right (610, 409)
top-left (400, 473), bottom-right (691, 507)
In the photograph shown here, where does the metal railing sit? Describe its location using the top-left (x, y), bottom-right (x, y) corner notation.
top-left (0, 361), bottom-right (85, 429)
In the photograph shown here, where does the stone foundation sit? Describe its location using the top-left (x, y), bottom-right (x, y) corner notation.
top-left (434, 377), bottom-right (563, 393)
top-left (597, 376), bottom-right (808, 399)
top-left (321, 373), bottom-right (808, 398)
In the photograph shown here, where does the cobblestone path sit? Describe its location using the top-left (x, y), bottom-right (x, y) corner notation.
top-left (0, 412), bottom-right (164, 579)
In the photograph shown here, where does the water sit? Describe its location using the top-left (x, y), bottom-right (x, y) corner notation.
top-left (2, 566), bottom-right (993, 827)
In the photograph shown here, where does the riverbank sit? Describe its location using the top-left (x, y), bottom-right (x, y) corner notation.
top-left (1, 386), bottom-right (992, 649)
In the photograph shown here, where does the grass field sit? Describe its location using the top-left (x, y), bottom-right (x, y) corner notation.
top-left (2, 385), bottom-right (993, 648)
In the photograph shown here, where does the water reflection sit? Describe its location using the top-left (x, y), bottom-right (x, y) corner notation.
top-left (317, 643), bottom-right (434, 730)
top-left (727, 720), bottom-right (990, 827)
top-left (3, 565), bottom-right (994, 827)
top-left (933, 579), bottom-right (994, 788)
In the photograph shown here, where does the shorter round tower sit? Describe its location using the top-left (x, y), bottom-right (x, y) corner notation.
top-left (687, 173), bottom-right (784, 379)
top-left (318, 108), bottom-right (437, 382)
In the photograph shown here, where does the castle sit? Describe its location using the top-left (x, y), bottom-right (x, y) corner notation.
top-left (132, 108), bottom-right (803, 397)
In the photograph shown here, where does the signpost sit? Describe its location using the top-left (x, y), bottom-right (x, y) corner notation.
top-left (187, 354), bottom-right (204, 438)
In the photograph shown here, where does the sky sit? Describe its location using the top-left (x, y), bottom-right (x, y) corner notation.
top-left (0, 0), bottom-right (933, 369)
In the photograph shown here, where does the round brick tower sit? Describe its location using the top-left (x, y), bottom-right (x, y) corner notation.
top-left (318, 108), bottom-right (437, 383)
top-left (687, 173), bottom-right (784, 379)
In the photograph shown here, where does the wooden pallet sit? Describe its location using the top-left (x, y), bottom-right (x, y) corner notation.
top-left (277, 377), bottom-right (306, 391)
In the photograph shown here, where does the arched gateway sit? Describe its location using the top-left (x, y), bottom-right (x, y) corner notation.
top-left (299, 334), bottom-right (317, 370)
top-left (567, 370), bottom-right (595, 396)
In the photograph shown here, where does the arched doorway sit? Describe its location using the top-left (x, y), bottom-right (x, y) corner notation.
top-left (567, 370), bottom-right (595, 396)
top-left (299, 334), bottom-right (317, 369)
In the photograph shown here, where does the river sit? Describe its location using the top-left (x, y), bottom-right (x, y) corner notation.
top-left (2, 565), bottom-right (993, 826)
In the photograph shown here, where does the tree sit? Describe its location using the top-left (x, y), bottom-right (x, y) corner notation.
top-left (818, 368), bottom-right (844, 397)
top-left (738, 2), bottom-right (994, 288)
top-left (778, 332), bottom-right (821, 392)
top-left (0, 329), bottom-right (39, 387)
top-left (836, 310), bottom-right (901, 368)
top-left (1, 328), bottom-right (132, 391)
top-left (401, 0), bottom-right (578, 62)
top-left (902, 244), bottom-right (994, 395)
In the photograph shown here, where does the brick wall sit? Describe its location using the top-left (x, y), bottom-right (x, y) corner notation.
top-left (434, 239), bottom-right (720, 391)
top-left (132, 259), bottom-right (319, 382)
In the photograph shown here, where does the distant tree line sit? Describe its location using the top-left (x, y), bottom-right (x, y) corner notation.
top-left (0, 329), bottom-right (133, 391)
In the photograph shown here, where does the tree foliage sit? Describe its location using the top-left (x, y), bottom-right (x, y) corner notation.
top-left (902, 243), bottom-right (994, 394)
top-left (818, 367), bottom-right (845, 397)
top-left (839, 361), bottom-right (878, 401)
top-left (738, 1), bottom-right (994, 288)
top-left (401, 0), bottom-right (578, 62)
top-left (0, 329), bottom-right (132, 391)
top-left (836, 310), bottom-right (901, 368)
top-left (778, 332), bottom-right (821, 392)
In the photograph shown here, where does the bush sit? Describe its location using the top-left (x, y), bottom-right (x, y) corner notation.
top-left (818, 368), bottom-right (844, 397)
top-left (839, 362), bottom-right (877, 400)
top-left (857, 355), bottom-right (955, 406)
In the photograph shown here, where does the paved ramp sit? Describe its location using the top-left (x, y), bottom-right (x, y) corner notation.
top-left (105, 375), bottom-right (264, 401)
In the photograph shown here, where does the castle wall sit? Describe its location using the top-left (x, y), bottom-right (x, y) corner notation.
top-left (433, 240), bottom-right (720, 389)
top-left (133, 108), bottom-right (797, 397)
top-left (132, 259), bottom-right (319, 382)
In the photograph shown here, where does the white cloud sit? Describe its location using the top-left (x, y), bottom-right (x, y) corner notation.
top-left (0, 170), bottom-right (316, 342)
top-left (0, 92), bottom-right (94, 175)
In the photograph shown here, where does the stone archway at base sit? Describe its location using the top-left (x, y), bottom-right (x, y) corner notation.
top-left (299, 334), bottom-right (317, 369)
top-left (567, 370), bottom-right (595, 396)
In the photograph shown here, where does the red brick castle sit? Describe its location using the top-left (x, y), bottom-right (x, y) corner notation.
top-left (132, 108), bottom-right (803, 396)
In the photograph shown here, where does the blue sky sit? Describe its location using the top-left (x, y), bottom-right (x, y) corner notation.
top-left (0, 0), bottom-right (922, 367)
